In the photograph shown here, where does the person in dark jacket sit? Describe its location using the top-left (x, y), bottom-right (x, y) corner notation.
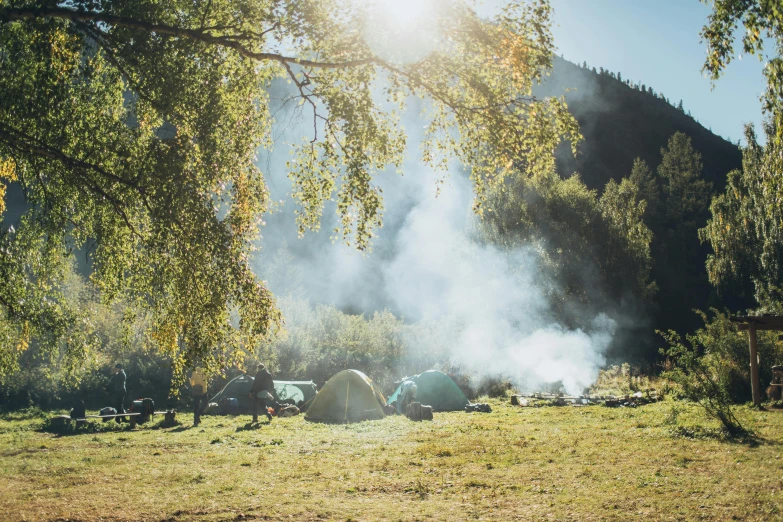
top-left (109, 364), bottom-right (127, 423)
top-left (249, 363), bottom-right (278, 423)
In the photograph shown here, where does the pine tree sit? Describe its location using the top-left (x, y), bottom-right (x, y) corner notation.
top-left (677, 100), bottom-right (684, 111)
top-left (617, 72), bottom-right (622, 82)
top-left (657, 133), bottom-right (713, 251)
top-left (629, 158), bottom-right (660, 221)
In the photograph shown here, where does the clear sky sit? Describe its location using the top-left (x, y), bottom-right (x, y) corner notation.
top-left (547, 0), bottom-right (766, 144)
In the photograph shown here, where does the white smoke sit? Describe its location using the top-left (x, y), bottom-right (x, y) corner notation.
top-left (257, 77), bottom-right (617, 395)
top-left (380, 170), bottom-right (614, 395)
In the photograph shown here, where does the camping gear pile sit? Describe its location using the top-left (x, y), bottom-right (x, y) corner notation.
top-left (511, 392), bottom-right (661, 408)
top-left (405, 402), bottom-right (433, 421)
top-left (464, 403), bottom-right (492, 413)
top-left (767, 365), bottom-right (783, 401)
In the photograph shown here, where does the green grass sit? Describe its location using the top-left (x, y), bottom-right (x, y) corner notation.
top-left (0, 399), bottom-right (781, 521)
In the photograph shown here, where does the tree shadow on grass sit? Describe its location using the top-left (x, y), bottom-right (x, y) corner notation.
top-left (235, 421), bottom-right (269, 432)
top-left (168, 425), bottom-right (194, 433)
top-left (667, 424), bottom-right (780, 447)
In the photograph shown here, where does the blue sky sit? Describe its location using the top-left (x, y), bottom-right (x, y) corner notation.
top-left (548, 0), bottom-right (766, 144)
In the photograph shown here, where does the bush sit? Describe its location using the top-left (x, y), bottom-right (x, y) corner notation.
top-left (658, 309), bottom-right (776, 436)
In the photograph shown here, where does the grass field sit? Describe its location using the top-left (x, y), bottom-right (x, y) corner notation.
top-left (1, 399), bottom-right (782, 521)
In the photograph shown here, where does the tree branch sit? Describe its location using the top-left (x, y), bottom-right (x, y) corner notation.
top-left (0, 122), bottom-right (144, 194)
top-left (0, 6), bottom-right (376, 69)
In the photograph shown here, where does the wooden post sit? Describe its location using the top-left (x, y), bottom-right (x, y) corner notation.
top-left (749, 321), bottom-right (761, 407)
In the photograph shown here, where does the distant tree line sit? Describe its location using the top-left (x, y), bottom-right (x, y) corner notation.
top-left (577, 61), bottom-right (692, 120)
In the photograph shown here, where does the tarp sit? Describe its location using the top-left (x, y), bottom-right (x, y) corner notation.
top-left (208, 375), bottom-right (318, 413)
top-left (304, 369), bottom-right (386, 423)
top-left (387, 370), bottom-right (469, 411)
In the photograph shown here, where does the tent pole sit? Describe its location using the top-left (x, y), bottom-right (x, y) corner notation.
top-left (344, 380), bottom-right (350, 422)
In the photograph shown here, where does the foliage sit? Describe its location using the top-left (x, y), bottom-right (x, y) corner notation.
top-left (701, 123), bottom-right (783, 308)
top-left (701, 0), bottom-right (783, 145)
top-left (262, 296), bottom-right (448, 392)
top-left (628, 157), bottom-right (659, 221)
top-left (0, 0), bottom-right (579, 383)
top-left (478, 167), bottom-right (653, 325)
top-left (657, 132), bottom-right (713, 235)
top-left (0, 262), bottom-right (178, 409)
top-left (588, 363), bottom-right (664, 397)
top-left (659, 309), bottom-right (782, 436)
top-left (625, 133), bottom-right (715, 338)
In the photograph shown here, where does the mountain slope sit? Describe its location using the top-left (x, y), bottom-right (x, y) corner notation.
top-left (538, 57), bottom-right (743, 192)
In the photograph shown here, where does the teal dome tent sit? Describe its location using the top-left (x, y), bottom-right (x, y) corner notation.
top-left (388, 370), bottom-right (469, 411)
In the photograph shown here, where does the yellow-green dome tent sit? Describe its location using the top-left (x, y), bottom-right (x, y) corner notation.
top-left (304, 369), bottom-right (386, 423)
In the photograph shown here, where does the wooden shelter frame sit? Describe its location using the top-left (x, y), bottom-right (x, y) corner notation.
top-left (730, 315), bottom-right (783, 407)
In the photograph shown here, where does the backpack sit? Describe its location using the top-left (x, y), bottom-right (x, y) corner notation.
top-left (99, 407), bottom-right (117, 422)
top-left (219, 397), bottom-right (240, 414)
top-left (142, 398), bottom-right (155, 415)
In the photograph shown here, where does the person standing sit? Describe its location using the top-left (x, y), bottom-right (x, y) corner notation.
top-left (189, 366), bottom-right (208, 427)
top-left (249, 363), bottom-right (277, 424)
top-left (109, 364), bottom-right (127, 423)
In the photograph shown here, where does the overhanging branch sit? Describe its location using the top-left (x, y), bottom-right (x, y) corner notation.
top-left (0, 6), bottom-right (376, 69)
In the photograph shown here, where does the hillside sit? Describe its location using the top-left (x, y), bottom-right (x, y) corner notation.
top-left (539, 57), bottom-right (743, 192)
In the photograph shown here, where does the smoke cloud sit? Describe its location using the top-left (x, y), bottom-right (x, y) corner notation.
top-left (256, 76), bottom-right (618, 395)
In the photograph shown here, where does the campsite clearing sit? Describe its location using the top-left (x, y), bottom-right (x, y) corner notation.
top-left (1, 399), bottom-right (781, 521)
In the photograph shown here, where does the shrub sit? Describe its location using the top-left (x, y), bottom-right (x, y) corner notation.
top-left (658, 309), bottom-right (775, 436)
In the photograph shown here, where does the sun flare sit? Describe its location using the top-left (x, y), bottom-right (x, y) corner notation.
top-left (374, 0), bottom-right (432, 28)
top-left (362, 0), bottom-right (439, 63)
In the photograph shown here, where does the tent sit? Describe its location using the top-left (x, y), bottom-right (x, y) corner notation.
top-left (276, 381), bottom-right (318, 404)
top-left (387, 370), bottom-right (469, 411)
top-left (208, 375), bottom-right (318, 413)
top-left (304, 369), bottom-right (387, 423)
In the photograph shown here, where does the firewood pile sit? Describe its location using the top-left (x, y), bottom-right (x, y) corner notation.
top-left (511, 391), bottom-right (660, 408)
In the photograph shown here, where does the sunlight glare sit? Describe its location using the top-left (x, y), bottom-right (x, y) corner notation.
top-left (362, 0), bottom-right (439, 64)
top-left (376, 0), bottom-right (432, 27)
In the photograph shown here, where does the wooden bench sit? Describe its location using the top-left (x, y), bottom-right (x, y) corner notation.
top-left (51, 413), bottom-right (141, 429)
top-left (51, 410), bottom-right (177, 429)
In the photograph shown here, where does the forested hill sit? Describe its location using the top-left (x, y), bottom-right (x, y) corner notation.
top-left (539, 57), bottom-right (743, 189)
